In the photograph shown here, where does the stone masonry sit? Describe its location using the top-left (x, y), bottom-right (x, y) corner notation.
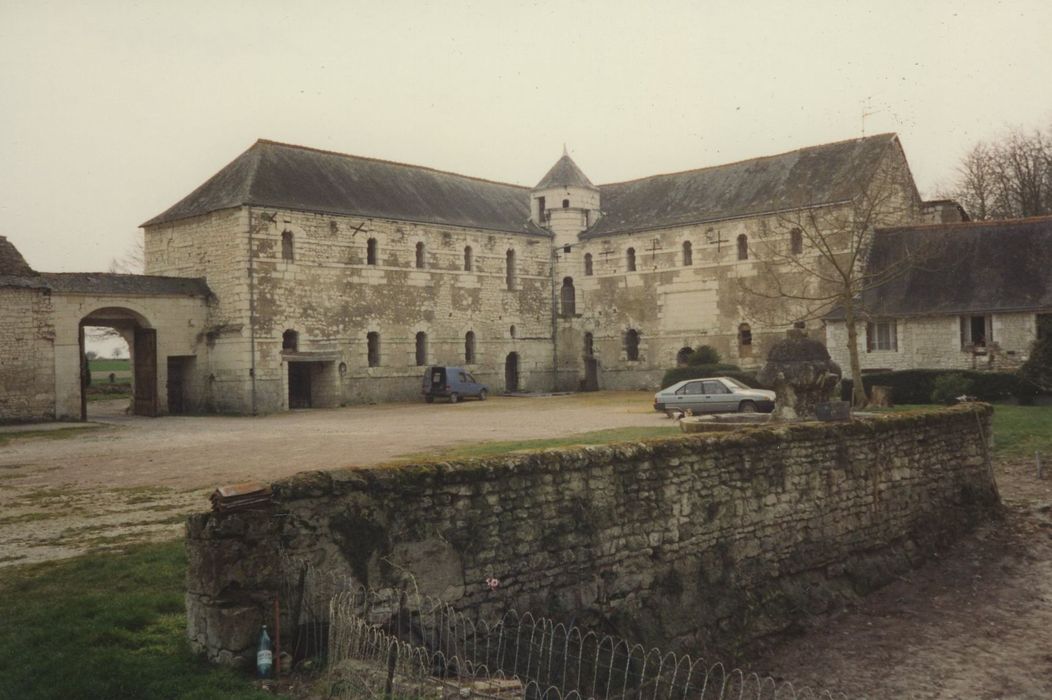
top-left (186, 405), bottom-right (999, 665)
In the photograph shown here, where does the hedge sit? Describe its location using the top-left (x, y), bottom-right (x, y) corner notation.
top-left (839, 369), bottom-right (1040, 404)
top-left (660, 364), bottom-right (767, 390)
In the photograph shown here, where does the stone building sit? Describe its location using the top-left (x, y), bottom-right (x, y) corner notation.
top-left (2, 133), bottom-right (935, 420)
top-left (0, 234), bottom-right (210, 422)
top-left (826, 216), bottom-right (1052, 373)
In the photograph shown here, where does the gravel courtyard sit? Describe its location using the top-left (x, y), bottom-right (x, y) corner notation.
top-left (0, 392), bottom-right (664, 565)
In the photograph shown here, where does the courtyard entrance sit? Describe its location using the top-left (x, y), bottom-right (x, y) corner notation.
top-left (79, 307), bottom-right (158, 419)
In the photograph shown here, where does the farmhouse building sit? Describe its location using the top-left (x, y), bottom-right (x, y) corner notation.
top-left (826, 216), bottom-right (1052, 373)
top-left (2, 133), bottom-right (942, 420)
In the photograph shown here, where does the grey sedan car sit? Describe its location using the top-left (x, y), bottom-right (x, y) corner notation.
top-left (653, 376), bottom-right (775, 414)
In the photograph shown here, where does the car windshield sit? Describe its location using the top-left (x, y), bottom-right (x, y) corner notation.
top-left (722, 377), bottom-right (750, 390)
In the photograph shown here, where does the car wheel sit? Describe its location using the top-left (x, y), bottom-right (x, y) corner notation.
top-left (424, 395), bottom-right (434, 404)
top-left (449, 393), bottom-right (460, 404)
top-left (738, 400), bottom-right (757, 413)
top-left (478, 389), bottom-right (487, 401)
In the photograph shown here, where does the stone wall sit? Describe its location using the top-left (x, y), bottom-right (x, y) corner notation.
top-left (827, 311), bottom-right (1046, 374)
top-left (552, 146), bottom-right (923, 391)
top-left (147, 206), bottom-right (556, 412)
top-left (0, 287), bottom-right (55, 422)
top-left (186, 405), bottom-right (999, 665)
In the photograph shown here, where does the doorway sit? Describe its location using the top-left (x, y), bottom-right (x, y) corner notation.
top-left (505, 352), bottom-right (520, 393)
top-left (79, 307), bottom-right (157, 420)
top-left (167, 356), bottom-right (195, 414)
top-left (288, 362), bottom-right (313, 408)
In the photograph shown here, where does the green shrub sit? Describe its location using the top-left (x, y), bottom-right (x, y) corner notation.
top-left (1020, 323), bottom-right (1052, 396)
top-left (931, 373), bottom-right (975, 404)
top-left (840, 369), bottom-right (1033, 404)
top-left (686, 345), bottom-right (722, 366)
top-left (661, 364), bottom-right (767, 390)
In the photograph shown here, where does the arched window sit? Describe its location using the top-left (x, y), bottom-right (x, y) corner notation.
top-left (463, 245), bottom-right (473, 271)
top-left (367, 332), bottom-right (380, 367)
top-left (625, 329), bottom-right (640, 361)
top-left (676, 346), bottom-right (693, 366)
top-left (738, 323), bottom-right (752, 357)
top-left (282, 329), bottom-right (298, 351)
top-left (737, 234), bottom-right (749, 261)
top-left (367, 238), bottom-right (378, 265)
top-left (465, 331), bottom-right (476, 364)
top-left (509, 324), bottom-right (516, 338)
top-left (790, 228), bottom-right (803, 255)
top-left (506, 249), bottom-right (516, 289)
top-left (415, 332), bottom-right (428, 366)
top-left (584, 253), bottom-right (593, 276)
top-left (562, 199), bottom-right (570, 208)
top-left (682, 241), bottom-right (693, 266)
top-left (584, 332), bottom-right (594, 357)
top-left (281, 231), bottom-right (294, 261)
top-left (560, 277), bottom-right (576, 317)
top-left (415, 242), bottom-right (426, 269)
top-left (626, 247), bottom-right (636, 272)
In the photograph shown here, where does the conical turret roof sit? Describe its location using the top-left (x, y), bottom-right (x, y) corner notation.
top-left (534, 151), bottom-right (598, 191)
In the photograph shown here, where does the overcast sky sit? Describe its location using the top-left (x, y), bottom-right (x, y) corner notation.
top-left (2, 0), bottom-right (1050, 273)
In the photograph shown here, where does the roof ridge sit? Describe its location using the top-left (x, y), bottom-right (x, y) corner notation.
top-left (253, 139), bottom-right (530, 190)
top-left (877, 214), bottom-right (1052, 234)
top-left (597, 133), bottom-right (898, 188)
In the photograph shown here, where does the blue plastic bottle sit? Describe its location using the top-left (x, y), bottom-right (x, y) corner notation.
top-left (257, 624), bottom-right (273, 678)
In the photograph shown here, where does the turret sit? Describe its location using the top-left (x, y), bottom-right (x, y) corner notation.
top-left (531, 147), bottom-right (600, 248)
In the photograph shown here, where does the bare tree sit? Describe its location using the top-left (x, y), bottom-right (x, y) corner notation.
top-left (739, 157), bottom-right (940, 407)
top-left (109, 236), bottom-right (145, 274)
top-left (947, 125), bottom-right (1052, 220)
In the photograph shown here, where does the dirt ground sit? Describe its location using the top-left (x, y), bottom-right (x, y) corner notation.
top-left (754, 457), bottom-right (1052, 699)
top-left (0, 392), bottom-right (663, 566)
top-left (2, 394), bottom-right (1051, 697)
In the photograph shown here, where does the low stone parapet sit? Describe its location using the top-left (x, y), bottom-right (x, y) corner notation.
top-left (186, 404), bottom-right (999, 665)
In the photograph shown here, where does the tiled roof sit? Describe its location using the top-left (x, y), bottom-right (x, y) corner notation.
top-left (535, 154), bottom-right (598, 190)
top-left (40, 272), bottom-right (211, 298)
top-left (144, 140), bottom-right (537, 234)
top-left (584, 134), bottom-right (900, 237)
top-left (829, 216), bottom-right (1052, 319)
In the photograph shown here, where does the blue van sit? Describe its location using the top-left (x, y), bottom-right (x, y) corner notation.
top-left (422, 366), bottom-right (488, 403)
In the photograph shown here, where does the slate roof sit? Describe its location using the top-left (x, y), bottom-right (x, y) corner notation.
top-left (0, 236), bottom-right (47, 289)
top-left (0, 236), bottom-right (36, 276)
top-left (144, 140), bottom-right (538, 234)
top-left (583, 134), bottom-right (900, 238)
top-left (831, 216), bottom-right (1052, 319)
top-left (40, 272), bottom-right (211, 298)
top-left (535, 153), bottom-right (598, 190)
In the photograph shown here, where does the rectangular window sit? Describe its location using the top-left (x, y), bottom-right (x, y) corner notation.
top-left (866, 320), bottom-right (898, 352)
top-left (960, 315), bottom-right (992, 348)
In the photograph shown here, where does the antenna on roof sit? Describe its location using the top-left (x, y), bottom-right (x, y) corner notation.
top-left (861, 98), bottom-right (881, 136)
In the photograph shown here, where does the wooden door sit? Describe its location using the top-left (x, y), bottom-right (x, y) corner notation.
top-left (584, 357), bottom-right (599, 392)
top-left (133, 327), bottom-right (158, 417)
top-left (167, 357), bottom-right (184, 414)
top-left (504, 353), bottom-right (519, 393)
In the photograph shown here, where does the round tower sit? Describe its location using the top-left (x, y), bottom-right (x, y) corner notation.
top-left (531, 147), bottom-right (600, 249)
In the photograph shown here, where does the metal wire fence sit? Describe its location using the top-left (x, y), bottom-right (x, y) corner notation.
top-left (277, 553), bottom-right (845, 700)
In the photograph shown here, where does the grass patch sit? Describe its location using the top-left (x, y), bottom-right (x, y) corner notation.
top-left (387, 425), bottom-right (680, 465)
top-left (987, 404), bottom-right (1052, 458)
top-left (872, 403), bottom-right (1052, 458)
top-left (0, 541), bottom-right (279, 700)
top-left (0, 425), bottom-right (102, 448)
top-left (0, 510), bottom-right (61, 526)
top-left (88, 358), bottom-right (130, 372)
top-left (87, 391), bottom-right (131, 402)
